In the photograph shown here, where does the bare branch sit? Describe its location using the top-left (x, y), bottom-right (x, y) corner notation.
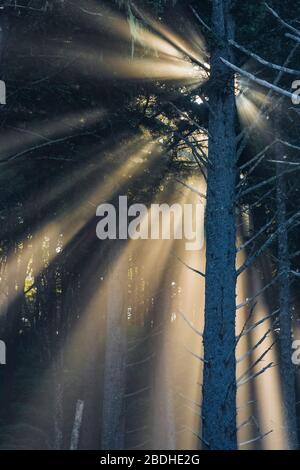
top-left (234, 303), bottom-right (257, 351)
top-left (184, 344), bottom-right (207, 364)
top-left (177, 309), bottom-right (203, 337)
top-left (286, 33), bottom-right (300, 44)
top-left (125, 387), bottom-right (151, 398)
top-left (239, 166), bottom-right (300, 199)
top-left (221, 58), bottom-right (295, 100)
top-left (176, 392), bottom-right (202, 409)
top-left (0, 132), bottom-right (93, 165)
top-left (238, 362), bottom-right (274, 387)
top-left (126, 353), bottom-right (155, 368)
top-left (236, 215), bottom-right (276, 253)
top-left (236, 276), bottom-right (280, 309)
top-left (239, 430), bottom-right (273, 447)
top-left (278, 139), bottom-right (300, 152)
top-left (239, 309), bottom-right (279, 338)
top-left (239, 141), bottom-right (276, 171)
top-left (230, 40), bottom-right (300, 75)
top-left (167, 102), bottom-right (210, 137)
top-left (175, 178), bottom-right (206, 200)
top-left (265, 3), bottom-right (300, 37)
top-left (237, 328), bottom-right (272, 364)
top-left (236, 45), bottom-right (298, 160)
top-left (290, 250), bottom-right (300, 259)
top-left (237, 211), bottom-right (300, 275)
top-left (238, 341), bottom-right (276, 382)
top-left (190, 6), bottom-right (212, 35)
top-left (267, 160), bottom-right (300, 166)
top-left (173, 253), bottom-right (206, 278)
top-left (183, 425), bottom-right (210, 448)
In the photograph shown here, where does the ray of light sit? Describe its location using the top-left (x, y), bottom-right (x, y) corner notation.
top-left (236, 236), bottom-right (286, 449)
top-left (3, 137), bottom-right (160, 312)
top-left (235, 72), bottom-right (271, 130)
top-left (45, 1), bottom-right (207, 85)
top-left (129, 2), bottom-right (209, 67)
top-left (49, 175), bottom-right (206, 450)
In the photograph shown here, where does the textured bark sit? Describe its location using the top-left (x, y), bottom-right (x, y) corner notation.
top-left (202, 0), bottom-right (237, 450)
top-left (70, 400), bottom-right (85, 450)
top-left (276, 139), bottom-right (298, 450)
top-left (101, 252), bottom-right (127, 450)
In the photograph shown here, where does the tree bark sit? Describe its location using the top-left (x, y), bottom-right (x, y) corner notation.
top-left (202, 0), bottom-right (237, 450)
top-left (70, 400), bottom-right (85, 450)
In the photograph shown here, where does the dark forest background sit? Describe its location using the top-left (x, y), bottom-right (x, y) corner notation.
top-left (0, 0), bottom-right (300, 450)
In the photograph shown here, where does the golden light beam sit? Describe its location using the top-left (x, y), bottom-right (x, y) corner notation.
top-left (57, 175), bottom-right (206, 450)
top-left (43, 1), bottom-right (207, 85)
top-left (236, 241), bottom-right (286, 449)
top-left (3, 138), bottom-right (160, 312)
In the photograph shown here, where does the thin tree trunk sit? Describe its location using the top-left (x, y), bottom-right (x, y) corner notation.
top-left (152, 340), bottom-right (176, 449)
top-left (101, 249), bottom-right (127, 450)
top-left (53, 362), bottom-right (64, 450)
top-left (0, 12), bottom-right (8, 106)
top-left (2, 212), bottom-right (30, 421)
top-left (70, 400), bottom-right (85, 450)
top-left (276, 139), bottom-right (298, 450)
top-left (0, 12), bottom-right (9, 65)
top-left (202, 0), bottom-right (237, 450)
top-left (152, 276), bottom-right (176, 450)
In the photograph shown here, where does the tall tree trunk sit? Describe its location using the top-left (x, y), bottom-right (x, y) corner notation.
top-left (79, 290), bottom-right (103, 450)
top-left (276, 139), bottom-right (298, 450)
top-left (152, 339), bottom-right (176, 450)
top-left (152, 275), bottom-right (176, 450)
top-left (52, 360), bottom-right (64, 450)
top-left (101, 249), bottom-right (127, 450)
top-left (70, 400), bottom-right (85, 450)
top-left (0, 11), bottom-right (8, 106)
top-left (202, 0), bottom-right (237, 450)
top-left (2, 208), bottom-right (30, 420)
top-left (0, 12), bottom-right (9, 65)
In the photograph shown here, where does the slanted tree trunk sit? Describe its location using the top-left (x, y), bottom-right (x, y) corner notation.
top-left (101, 248), bottom-right (127, 450)
top-left (202, 0), bottom-right (237, 450)
top-left (276, 139), bottom-right (298, 450)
